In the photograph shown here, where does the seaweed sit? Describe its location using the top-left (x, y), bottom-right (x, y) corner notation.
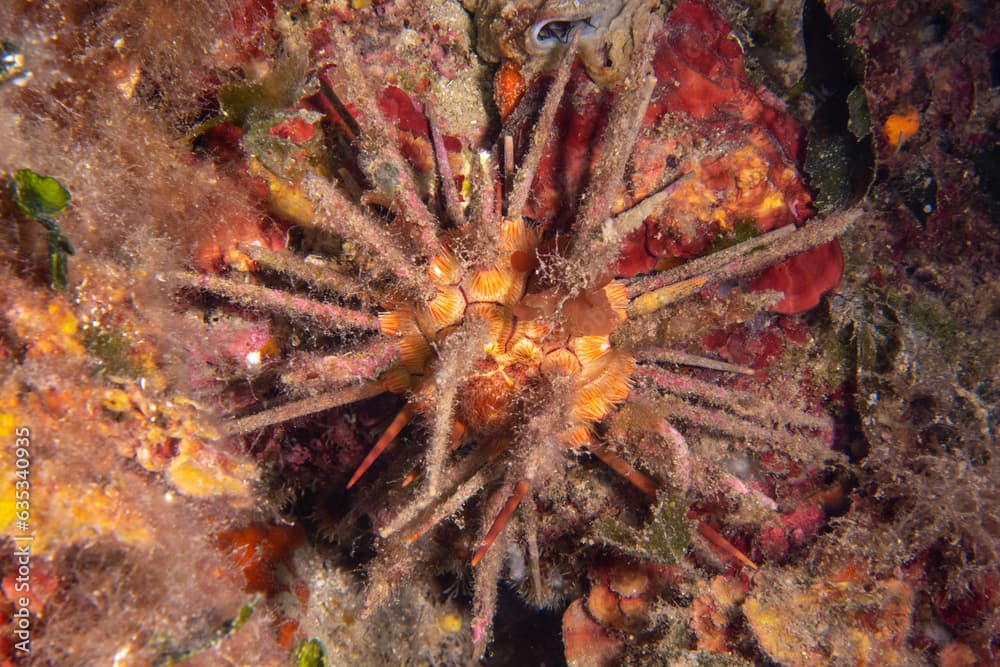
top-left (10, 168), bottom-right (74, 289)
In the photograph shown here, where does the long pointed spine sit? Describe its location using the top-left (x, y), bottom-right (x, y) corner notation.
top-left (565, 20), bottom-right (658, 281)
top-left (281, 338), bottom-right (400, 396)
top-left (326, 26), bottom-right (446, 258)
top-left (302, 174), bottom-right (427, 297)
top-left (507, 41), bottom-right (577, 222)
top-left (227, 381), bottom-right (384, 434)
top-left (237, 242), bottom-right (365, 298)
top-left (347, 403), bottom-right (416, 488)
top-left (174, 271), bottom-right (378, 331)
top-left (626, 209), bottom-right (860, 299)
top-left (471, 479), bottom-right (530, 566)
top-left (428, 110), bottom-right (465, 228)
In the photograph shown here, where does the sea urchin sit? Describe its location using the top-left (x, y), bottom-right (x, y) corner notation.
top-left (176, 8), bottom-right (853, 657)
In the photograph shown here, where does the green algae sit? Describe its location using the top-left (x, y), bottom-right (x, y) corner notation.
top-left (10, 168), bottom-right (74, 289)
top-left (293, 639), bottom-right (329, 667)
top-left (593, 495), bottom-right (690, 564)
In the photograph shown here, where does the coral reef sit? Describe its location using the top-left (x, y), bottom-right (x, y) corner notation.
top-left (0, 0), bottom-right (997, 665)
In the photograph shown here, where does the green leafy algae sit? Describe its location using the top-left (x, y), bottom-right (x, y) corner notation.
top-left (10, 168), bottom-right (75, 289)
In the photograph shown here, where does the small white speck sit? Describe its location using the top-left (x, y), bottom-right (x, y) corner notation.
top-left (113, 647), bottom-right (131, 666)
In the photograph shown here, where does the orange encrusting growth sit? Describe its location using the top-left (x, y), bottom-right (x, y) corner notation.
top-left (494, 61), bottom-right (527, 122)
top-left (883, 106), bottom-right (919, 149)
